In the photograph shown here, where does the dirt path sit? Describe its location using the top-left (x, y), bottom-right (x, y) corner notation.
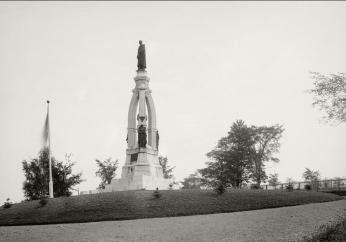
top-left (1, 199), bottom-right (345, 242)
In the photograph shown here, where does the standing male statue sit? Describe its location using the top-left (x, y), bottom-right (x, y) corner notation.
top-left (138, 125), bottom-right (147, 148)
top-left (137, 40), bottom-right (146, 71)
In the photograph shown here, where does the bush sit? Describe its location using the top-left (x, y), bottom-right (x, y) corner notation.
top-left (3, 198), bottom-right (12, 209)
top-left (39, 197), bottom-right (48, 207)
top-left (153, 188), bottom-right (162, 199)
top-left (304, 184), bottom-right (311, 190)
top-left (214, 183), bottom-right (226, 195)
top-left (286, 184), bottom-right (293, 191)
top-left (250, 184), bottom-right (261, 189)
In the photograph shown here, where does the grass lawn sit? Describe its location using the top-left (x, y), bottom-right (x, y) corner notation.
top-left (0, 189), bottom-right (342, 226)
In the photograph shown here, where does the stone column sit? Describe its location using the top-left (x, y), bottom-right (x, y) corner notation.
top-left (127, 90), bottom-right (139, 148)
top-left (146, 92), bottom-right (157, 149)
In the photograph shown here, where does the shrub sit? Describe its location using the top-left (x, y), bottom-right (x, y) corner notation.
top-left (153, 188), bottom-right (162, 199)
top-left (304, 184), bottom-right (311, 190)
top-left (39, 197), bottom-right (48, 207)
top-left (250, 184), bottom-right (261, 189)
top-left (3, 198), bottom-right (12, 209)
top-left (286, 184), bottom-right (293, 191)
top-left (214, 183), bottom-right (226, 195)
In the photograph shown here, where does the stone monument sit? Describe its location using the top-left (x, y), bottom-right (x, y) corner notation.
top-left (105, 41), bottom-right (171, 191)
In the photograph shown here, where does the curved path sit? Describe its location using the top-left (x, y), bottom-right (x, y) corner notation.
top-left (1, 199), bottom-right (345, 242)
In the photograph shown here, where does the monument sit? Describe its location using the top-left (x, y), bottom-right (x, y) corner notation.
top-left (105, 41), bottom-right (172, 191)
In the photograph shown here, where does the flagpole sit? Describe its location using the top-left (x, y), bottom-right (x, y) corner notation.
top-left (47, 100), bottom-right (54, 198)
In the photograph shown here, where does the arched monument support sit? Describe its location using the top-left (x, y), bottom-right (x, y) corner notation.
top-left (105, 69), bottom-right (172, 192)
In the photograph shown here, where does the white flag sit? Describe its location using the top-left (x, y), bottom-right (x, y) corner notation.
top-left (42, 108), bottom-right (50, 149)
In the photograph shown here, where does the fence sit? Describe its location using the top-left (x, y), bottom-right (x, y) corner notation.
top-left (260, 179), bottom-right (346, 192)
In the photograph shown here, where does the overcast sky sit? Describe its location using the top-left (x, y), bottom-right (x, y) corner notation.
top-left (1, 2), bottom-right (345, 202)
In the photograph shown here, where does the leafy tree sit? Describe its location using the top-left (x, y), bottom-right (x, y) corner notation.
top-left (22, 149), bottom-right (83, 200)
top-left (200, 120), bottom-right (254, 189)
top-left (181, 172), bottom-right (203, 189)
top-left (250, 124), bottom-right (284, 186)
top-left (200, 120), bottom-right (284, 190)
top-left (308, 72), bottom-right (346, 124)
top-left (158, 156), bottom-right (175, 179)
top-left (95, 158), bottom-right (119, 190)
top-left (302, 168), bottom-right (321, 183)
top-left (268, 173), bottom-right (279, 187)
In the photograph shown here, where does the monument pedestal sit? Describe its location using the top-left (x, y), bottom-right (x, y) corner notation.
top-left (105, 147), bottom-right (172, 191)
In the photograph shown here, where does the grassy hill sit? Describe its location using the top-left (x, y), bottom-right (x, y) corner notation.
top-left (0, 189), bottom-right (342, 226)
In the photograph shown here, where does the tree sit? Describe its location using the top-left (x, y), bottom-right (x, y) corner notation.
top-left (250, 124), bottom-right (284, 186)
top-left (95, 158), bottom-right (118, 190)
top-left (181, 172), bottom-right (203, 189)
top-left (200, 120), bottom-right (284, 190)
top-left (158, 156), bottom-right (175, 179)
top-left (302, 168), bottom-right (321, 183)
top-left (22, 149), bottom-right (83, 200)
top-left (268, 173), bottom-right (279, 187)
top-left (308, 72), bottom-right (346, 124)
top-left (200, 120), bottom-right (254, 189)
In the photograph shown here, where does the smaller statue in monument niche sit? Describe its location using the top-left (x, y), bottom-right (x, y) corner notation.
top-left (138, 125), bottom-right (147, 148)
top-left (137, 40), bottom-right (146, 71)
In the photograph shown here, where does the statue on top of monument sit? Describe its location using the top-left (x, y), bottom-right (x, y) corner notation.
top-left (137, 40), bottom-right (146, 71)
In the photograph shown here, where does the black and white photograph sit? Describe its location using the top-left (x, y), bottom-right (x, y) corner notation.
top-left (0, 1), bottom-right (345, 241)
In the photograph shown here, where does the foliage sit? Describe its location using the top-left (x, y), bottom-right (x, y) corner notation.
top-left (3, 198), bottom-right (13, 209)
top-left (200, 120), bottom-right (284, 190)
top-left (214, 182), bottom-right (226, 195)
top-left (250, 124), bottom-right (284, 186)
top-left (286, 184), bottom-right (293, 191)
top-left (250, 184), bottom-right (261, 189)
top-left (95, 158), bottom-right (119, 190)
top-left (308, 72), bottom-right (346, 124)
top-left (302, 168), bottom-right (321, 183)
top-left (200, 120), bottom-right (254, 189)
top-left (22, 149), bottom-right (83, 200)
top-left (39, 197), bottom-right (48, 207)
top-left (158, 156), bottom-right (175, 179)
top-left (304, 184), bottom-right (311, 190)
top-left (268, 173), bottom-right (279, 187)
top-left (302, 217), bottom-right (346, 242)
top-left (152, 188), bottom-right (162, 199)
top-left (181, 172), bottom-right (203, 189)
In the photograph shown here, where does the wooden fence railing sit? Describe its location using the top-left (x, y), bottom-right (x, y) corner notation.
top-left (260, 179), bottom-right (346, 191)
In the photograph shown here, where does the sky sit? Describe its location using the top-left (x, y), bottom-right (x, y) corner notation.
top-left (0, 2), bottom-right (345, 203)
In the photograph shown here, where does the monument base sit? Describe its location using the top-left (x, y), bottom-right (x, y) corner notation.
top-left (104, 175), bottom-right (172, 191)
top-left (104, 146), bottom-right (173, 191)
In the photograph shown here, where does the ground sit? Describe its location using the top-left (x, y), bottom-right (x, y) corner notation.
top-left (0, 199), bottom-right (345, 242)
top-left (0, 189), bottom-right (341, 226)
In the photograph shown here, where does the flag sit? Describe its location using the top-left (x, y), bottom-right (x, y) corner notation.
top-left (42, 109), bottom-right (50, 149)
